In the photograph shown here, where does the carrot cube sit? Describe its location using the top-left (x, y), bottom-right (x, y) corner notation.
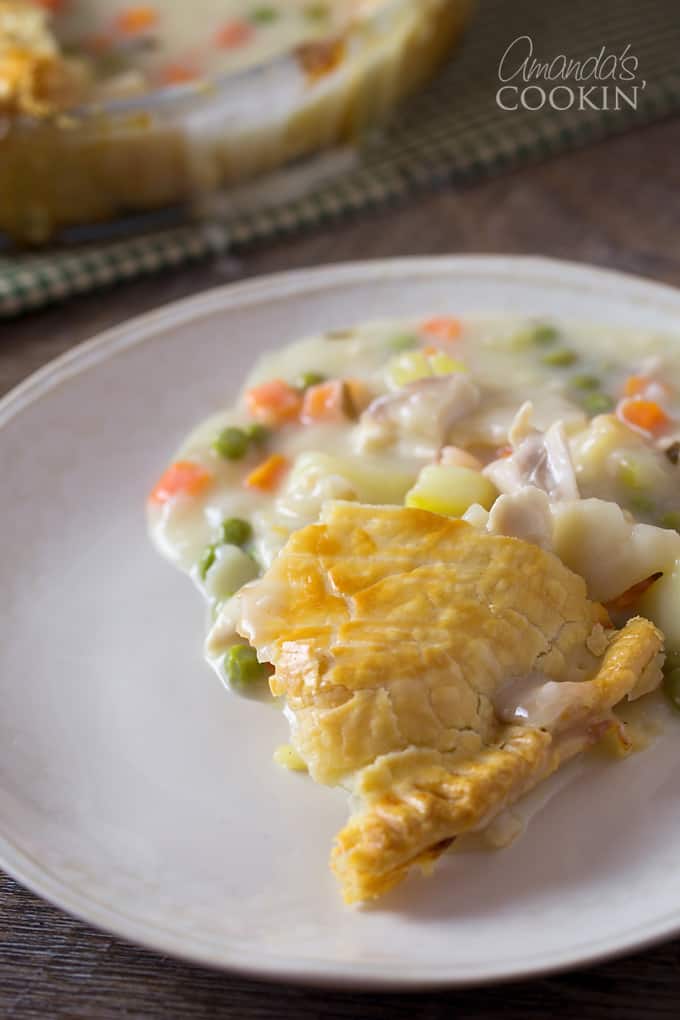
top-left (148, 461), bottom-right (213, 505)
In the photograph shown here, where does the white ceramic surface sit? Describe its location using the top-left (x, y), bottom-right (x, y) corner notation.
top-left (2, 256), bottom-right (680, 988)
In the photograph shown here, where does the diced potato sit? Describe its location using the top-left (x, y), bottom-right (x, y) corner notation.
top-left (551, 498), bottom-right (680, 603)
top-left (462, 502), bottom-right (491, 528)
top-left (202, 544), bottom-right (258, 601)
top-left (615, 451), bottom-right (669, 499)
top-left (204, 594), bottom-right (241, 659)
top-left (406, 465), bottom-right (498, 517)
top-left (639, 560), bottom-right (680, 654)
top-left (387, 350), bottom-right (465, 388)
top-left (572, 415), bottom-right (665, 493)
top-left (287, 451), bottom-right (417, 506)
top-left (250, 511), bottom-right (295, 571)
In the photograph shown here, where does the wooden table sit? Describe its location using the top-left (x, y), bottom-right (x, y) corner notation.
top-left (2, 119), bottom-right (680, 1018)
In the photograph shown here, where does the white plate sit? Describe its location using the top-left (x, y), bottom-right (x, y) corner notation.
top-left (2, 256), bottom-right (680, 989)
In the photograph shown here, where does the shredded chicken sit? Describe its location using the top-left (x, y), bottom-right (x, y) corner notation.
top-left (484, 401), bottom-right (579, 502)
top-left (356, 374), bottom-right (480, 452)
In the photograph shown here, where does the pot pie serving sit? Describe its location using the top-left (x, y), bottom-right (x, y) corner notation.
top-left (148, 315), bottom-right (680, 903)
top-left (0, 0), bottom-right (475, 241)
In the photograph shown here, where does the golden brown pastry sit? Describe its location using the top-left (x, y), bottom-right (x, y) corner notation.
top-left (236, 502), bottom-right (664, 903)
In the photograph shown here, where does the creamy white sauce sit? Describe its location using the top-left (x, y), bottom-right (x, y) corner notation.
top-left (147, 315), bottom-right (680, 678)
top-left (493, 672), bottom-right (596, 730)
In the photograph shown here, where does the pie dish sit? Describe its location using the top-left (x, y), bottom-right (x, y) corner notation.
top-left (0, 0), bottom-right (475, 242)
top-left (147, 306), bottom-right (680, 903)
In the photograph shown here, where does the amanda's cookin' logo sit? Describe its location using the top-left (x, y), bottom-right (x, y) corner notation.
top-left (496, 35), bottom-right (647, 112)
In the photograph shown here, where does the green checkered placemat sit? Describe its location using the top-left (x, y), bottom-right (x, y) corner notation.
top-left (2, 0), bottom-right (679, 317)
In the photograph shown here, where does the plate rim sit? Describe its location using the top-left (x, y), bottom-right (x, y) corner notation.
top-left (3, 254), bottom-right (680, 989)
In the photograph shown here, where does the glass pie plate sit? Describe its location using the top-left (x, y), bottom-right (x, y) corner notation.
top-left (0, 0), bottom-right (475, 244)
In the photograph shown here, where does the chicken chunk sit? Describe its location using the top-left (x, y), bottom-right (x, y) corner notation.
top-left (356, 374), bottom-right (480, 453)
top-left (236, 503), bottom-right (663, 902)
top-left (484, 401), bottom-right (579, 502)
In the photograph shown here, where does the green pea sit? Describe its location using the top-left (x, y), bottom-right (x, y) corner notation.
top-left (213, 426), bottom-right (249, 460)
top-left (304, 2), bottom-right (330, 19)
top-left (660, 510), bottom-right (680, 532)
top-left (580, 392), bottom-right (615, 415)
top-left (198, 543), bottom-right (217, 581)
top-left (542, 349), bottom-right (578, 367)
top-left (250, 6), bottom-right (278, 22)
top-left (507, 323), bottom-right (559, 351)
top-left (569, 374), bottom-right (601, 391)
top-left (531, 324), bottom-right (559, 346)
top-left (663, 667), bottom-right (680, 711)
top-left (220, 517), bottom-right (252, 547)
top-left (225, 644), bottom-right (267, 687)
top-left (389, 333), bottom-right (418, 352)
top-left (296, 371), bottom-right (326, 390)
top-left (244, 423), bottom-right (269, 445)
